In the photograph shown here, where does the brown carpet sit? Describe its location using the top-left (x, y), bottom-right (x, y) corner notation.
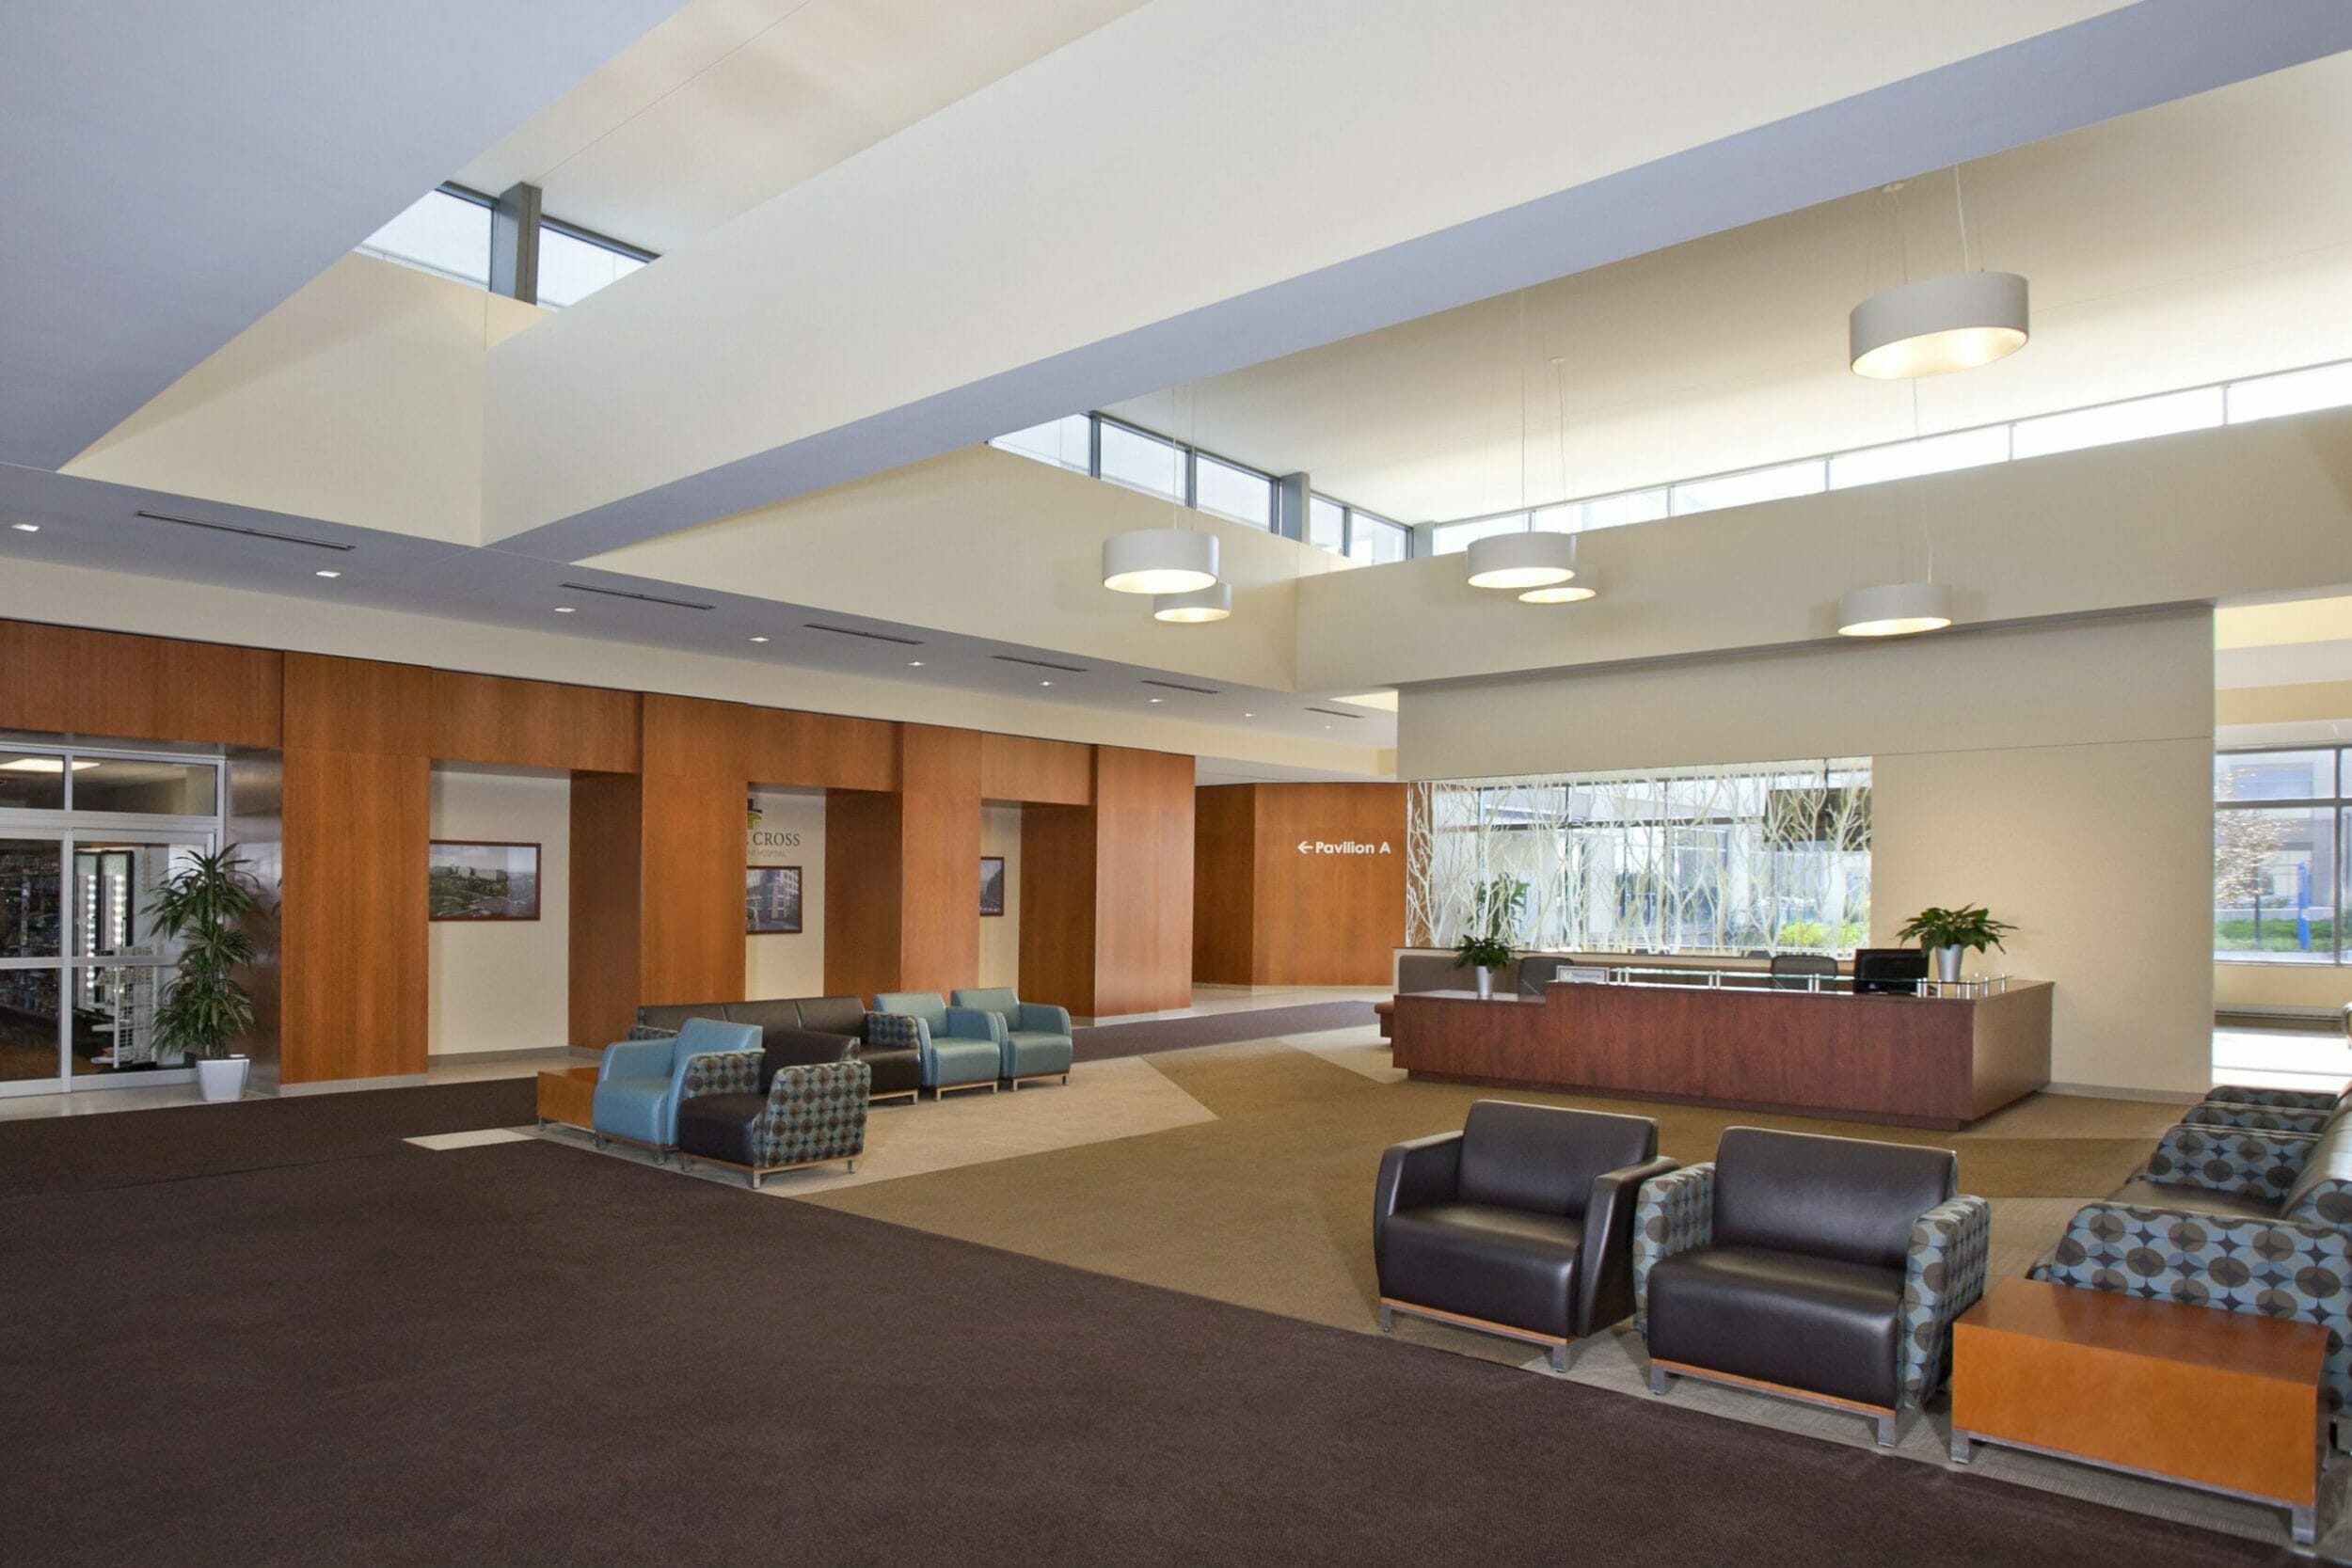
top-left (0, 1078), bottom-right (536, 1198)
top-left (1073, 1001), bottom-right (1377, 1060)
top-left (807, 1041), bottom-right (2176, 1360)
top-left (0, 1136), bottom-right (2287, 1567)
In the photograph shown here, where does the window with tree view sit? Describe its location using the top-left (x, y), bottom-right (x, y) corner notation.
top-left (2215, 749), bottom-right (2343, 963)
top-left (1406, 760), bottom-right (1871, 956)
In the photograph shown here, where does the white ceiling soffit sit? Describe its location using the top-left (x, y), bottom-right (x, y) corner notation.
top-left (0, 0), bottom-right (683, 472)
top-left (479, 0), bottom-right (2352, 561)
top-left (455, 0), bottom-right (1150, 254)
top-left (0, 461), bottom-right (1393, 750)
top-left (1109, 50), bottom-right (2352, 523)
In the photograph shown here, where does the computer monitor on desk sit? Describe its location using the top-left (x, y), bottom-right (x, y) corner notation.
top-left (1852, 947), bottom-right (1928, 994)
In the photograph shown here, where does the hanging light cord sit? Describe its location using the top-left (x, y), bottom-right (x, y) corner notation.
top-left (1953, 165), bottom-right (1973, 274)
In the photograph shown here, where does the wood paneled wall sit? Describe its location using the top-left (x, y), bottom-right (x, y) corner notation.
top-left (0, 614), bottom-right (1205, 1076)
top-left (1192, 783), bottom-right (1406, 987)
top-left (1020, 747), bottom-right (1195, 1018)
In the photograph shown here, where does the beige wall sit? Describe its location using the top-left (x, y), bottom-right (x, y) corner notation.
top-left (426, 768), bottom-right (569, 1056)
top-left (1398, 610), bottom-right (2216, 1096)
top-left (979, 804), bottom-right (1022, 988)
top-left (745, 788), bottom-right (825, 1000)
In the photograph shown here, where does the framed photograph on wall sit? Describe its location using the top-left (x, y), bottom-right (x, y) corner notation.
top-left (428, 841), bottom-right (541, 921)
top-left (979, 856), bottom-right (1006, 917)
top-left (747, 865), bottom-right (803, 934)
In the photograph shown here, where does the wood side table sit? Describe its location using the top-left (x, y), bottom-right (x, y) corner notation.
top-left (535, 1066), bottom-right (599, 1132)
top-left (1951, 1276), bottom-right (2328, 1544)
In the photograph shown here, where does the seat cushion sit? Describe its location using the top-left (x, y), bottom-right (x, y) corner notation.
top-left (793, 996), bottom-right (866, 1037)
top-left (591, 1078), bottom-right (674, 1145)
top-left (1646, 1244), bottom-right (1908, 1409)
top-left (675, 1093), bottom-right (768, 1165)
top-left (1712, 1127), bottom-right (1955, 1270)
top-left (859, 1047), bottom-right (922, 1097)
top-left (723, 1000), bottom-right (803, 1037)
top-left (1005, 1031), bottom-right (1073, 1076)
top-left (1379, 1203), bottom-right (1582, 1340)
top-left (930, 1038), bottom-right (1002, 1086)
top-left (2107, 1177), bottom-right (2284, 1222)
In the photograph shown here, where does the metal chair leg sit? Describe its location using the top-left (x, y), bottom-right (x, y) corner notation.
top-left (1646, 1365), bottom-right (1671, 1396)
top-left (1378, 1305), bottom-right (1393, 1333)
top-left (847, 1158), bottom-right (858, 1173)
top-left (1874, 1411), bottom-right (1900, 1449)
top-left (1548, 1342), bottom-right (1568, 1373)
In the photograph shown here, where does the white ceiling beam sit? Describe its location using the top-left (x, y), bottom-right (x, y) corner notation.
top-left (481, 0), bottom-right (2352, 559)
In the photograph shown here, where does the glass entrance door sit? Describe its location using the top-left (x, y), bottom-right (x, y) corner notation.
top-left (69, 838), bottom-right (206, 1082)
top-left (0, 835), bottom-right (66, 1090)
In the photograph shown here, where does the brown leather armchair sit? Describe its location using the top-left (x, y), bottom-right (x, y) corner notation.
top-left (1375, 1101), bottom-right (1675, 1370)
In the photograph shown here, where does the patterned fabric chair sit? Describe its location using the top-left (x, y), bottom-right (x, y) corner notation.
top-left (950, 987), bottom-right (1073, 1087)
top-left (590, 1019), bottom-right (760, 1156)
top-left (2118, 1121), bottom-right (2352, 1227)
top-left (673, 1050), bottom-right (869, 1188)
top-left (2029, 1203), bottom-right (2352, 1445)
top-left (1631, 1127), bottom-right (1991, 1446)
top-left (2182, 1082), bottom-right (2351, 1135)
top-left (872, 992), bottom-right (1003, 1097)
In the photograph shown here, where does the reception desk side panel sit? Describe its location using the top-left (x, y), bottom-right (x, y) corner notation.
top-left (1971, 984), bottom-right (2056, 1118)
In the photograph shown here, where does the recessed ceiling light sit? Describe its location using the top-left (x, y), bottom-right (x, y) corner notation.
top-left (1040, 680), bottom-right (1053, 688)
top-left (1148, 697), bottom-right (1164, 704)
top-left (8, 522), bottom-right (37, 533)
top-left (314, 569), bottom-right (341, 578)
top-left (749, 636), bottom-right (769, 643)
top-left (908, 660), bottom-right (924, 667)
top-left (554, 606), bottom-right (576, 613)
top-left (1244, 712), bottom-right (1254, 718)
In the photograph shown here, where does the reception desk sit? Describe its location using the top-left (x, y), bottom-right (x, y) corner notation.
top-left (1389, 976), bottom-right (2053, 1129)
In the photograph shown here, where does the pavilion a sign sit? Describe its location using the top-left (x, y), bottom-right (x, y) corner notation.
top-left (1295, 839), bottom-right (1392, 855)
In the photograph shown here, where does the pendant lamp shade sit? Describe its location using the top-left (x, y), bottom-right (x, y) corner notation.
top-left (1152, 581), bottom-right (1232, 623)
top-left (1850, 272), bottom-right (2028, 379)
top-left (1466, 531), bottom-right (1577, 591)
top-left (1518, 569), bottom-right (1597, 605)
top-left (1102, 528), bottom-right (1218, 594)
top-left (1836, 581), bottom-right (1953, 638)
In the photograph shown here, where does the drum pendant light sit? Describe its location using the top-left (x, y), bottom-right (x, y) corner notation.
top-left (1152, 581), bottom-right (1232, 623)
top-left (1519, 566), bottom-right (1597, 604)
top-left (1850, 168), bottom-right (2027, 379)
top-left (1836, 581), bottom-right (1952, 638)
top-left (1102, 527), bottom-right (1217, 594)
top-left (1466, 530), bottom-right (1575, 591)
top-left (1850, 271), bottom-right (2028, 379)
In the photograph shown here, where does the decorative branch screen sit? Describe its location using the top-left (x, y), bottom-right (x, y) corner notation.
top-left (1406, 759), bottom-right (1871, 956)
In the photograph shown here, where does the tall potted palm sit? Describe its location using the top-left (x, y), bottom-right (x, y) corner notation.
top-left (150, 847), bottom-right (259, 1102)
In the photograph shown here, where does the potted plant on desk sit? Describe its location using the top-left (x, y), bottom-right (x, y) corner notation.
top-left (1452, 878), bottom-right (1526, 1000)
top-left (150, 847), bottom-right (260, 1102)
top-left (1896, 904), bottom-right (2015, 985)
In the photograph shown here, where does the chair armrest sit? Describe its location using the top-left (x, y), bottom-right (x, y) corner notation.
top-left (2201, 1084), bottom-right (2342, 1111)
top-left (2182, 1101), bottom-right (2332, 1133)
top-left (624, 1023), bottom-right (678, 1041)
top-left (1632, 1163), bottom-right (1715, 1332)
top-left (2140, 1123), bottom-right (2315, 1200)
top-left (598, 1038), bottom-right (672, 1083)
top-left (1016, 1003), bottom-right (1073, 1037)
top-left (1373, 1132), bottom-right (1462, 1260)
top-left (680, 1050), bottom-right (762, 1101)
top-left (752, 1060), bottom-right (871, 1167)
top-left (1899, 1194), bottom-right (1990, 1408)
top-left (1578, 1155), bottom-right (1679, 1336)
top-left (863, 1012), bottom-right (922, 1053)
top-left (944, 1006), bottom-right (1006, 1045)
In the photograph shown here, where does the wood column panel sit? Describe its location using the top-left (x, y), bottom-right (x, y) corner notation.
top-left (0, 619), bottom-right (281, 746)
top-left (283, 653), bottom-right (433, 755)
top-left (1191, 784), bottom-right (1257, 986)
top-left (1249, 783), bottom-right (1406, 986)
top-left (568, 770), bottom-right (643, 1048)
top-left (897, 725), bottom-right (983, 997)
top-left (644, 692), bottom-right (750, 777)
top-left (1089, 747), bottom-right (1194, 1018)
top-left (432, 671), bottom-right (640, 772)
top-left (278, 747), bottom-right (429, 1085)
top-left (1019, 801), bottom-right (1099, 1017)
top-left (639, 770), bottom-right (747, 1006)
top-left (746, 707), bottom-right (898, 791)
top-left (825, 787), bottom-right (905, 1002)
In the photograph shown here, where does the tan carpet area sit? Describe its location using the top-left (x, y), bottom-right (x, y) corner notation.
top-left (802, 1029), bottom-right (2184, 1366)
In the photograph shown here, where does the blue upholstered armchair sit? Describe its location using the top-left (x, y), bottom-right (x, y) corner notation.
top-left (591, 1018), bottom-right (760, 1154)
top-left (951, 987), bottom-right (1073, 1087)
top-left (872, 992), bottom-right (1002, 1097)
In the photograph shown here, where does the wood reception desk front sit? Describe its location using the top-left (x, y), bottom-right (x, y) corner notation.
top-left (1389, 978), bottom-right (2053, 1129)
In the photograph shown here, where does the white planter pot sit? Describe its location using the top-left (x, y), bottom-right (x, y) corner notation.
top-left (195, 1055), bottom-right (249, 1103)
top-left (1932, 944), bottom-right (1966, 984)
top-left (1474, 965), bottom-right (1496, 1000)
